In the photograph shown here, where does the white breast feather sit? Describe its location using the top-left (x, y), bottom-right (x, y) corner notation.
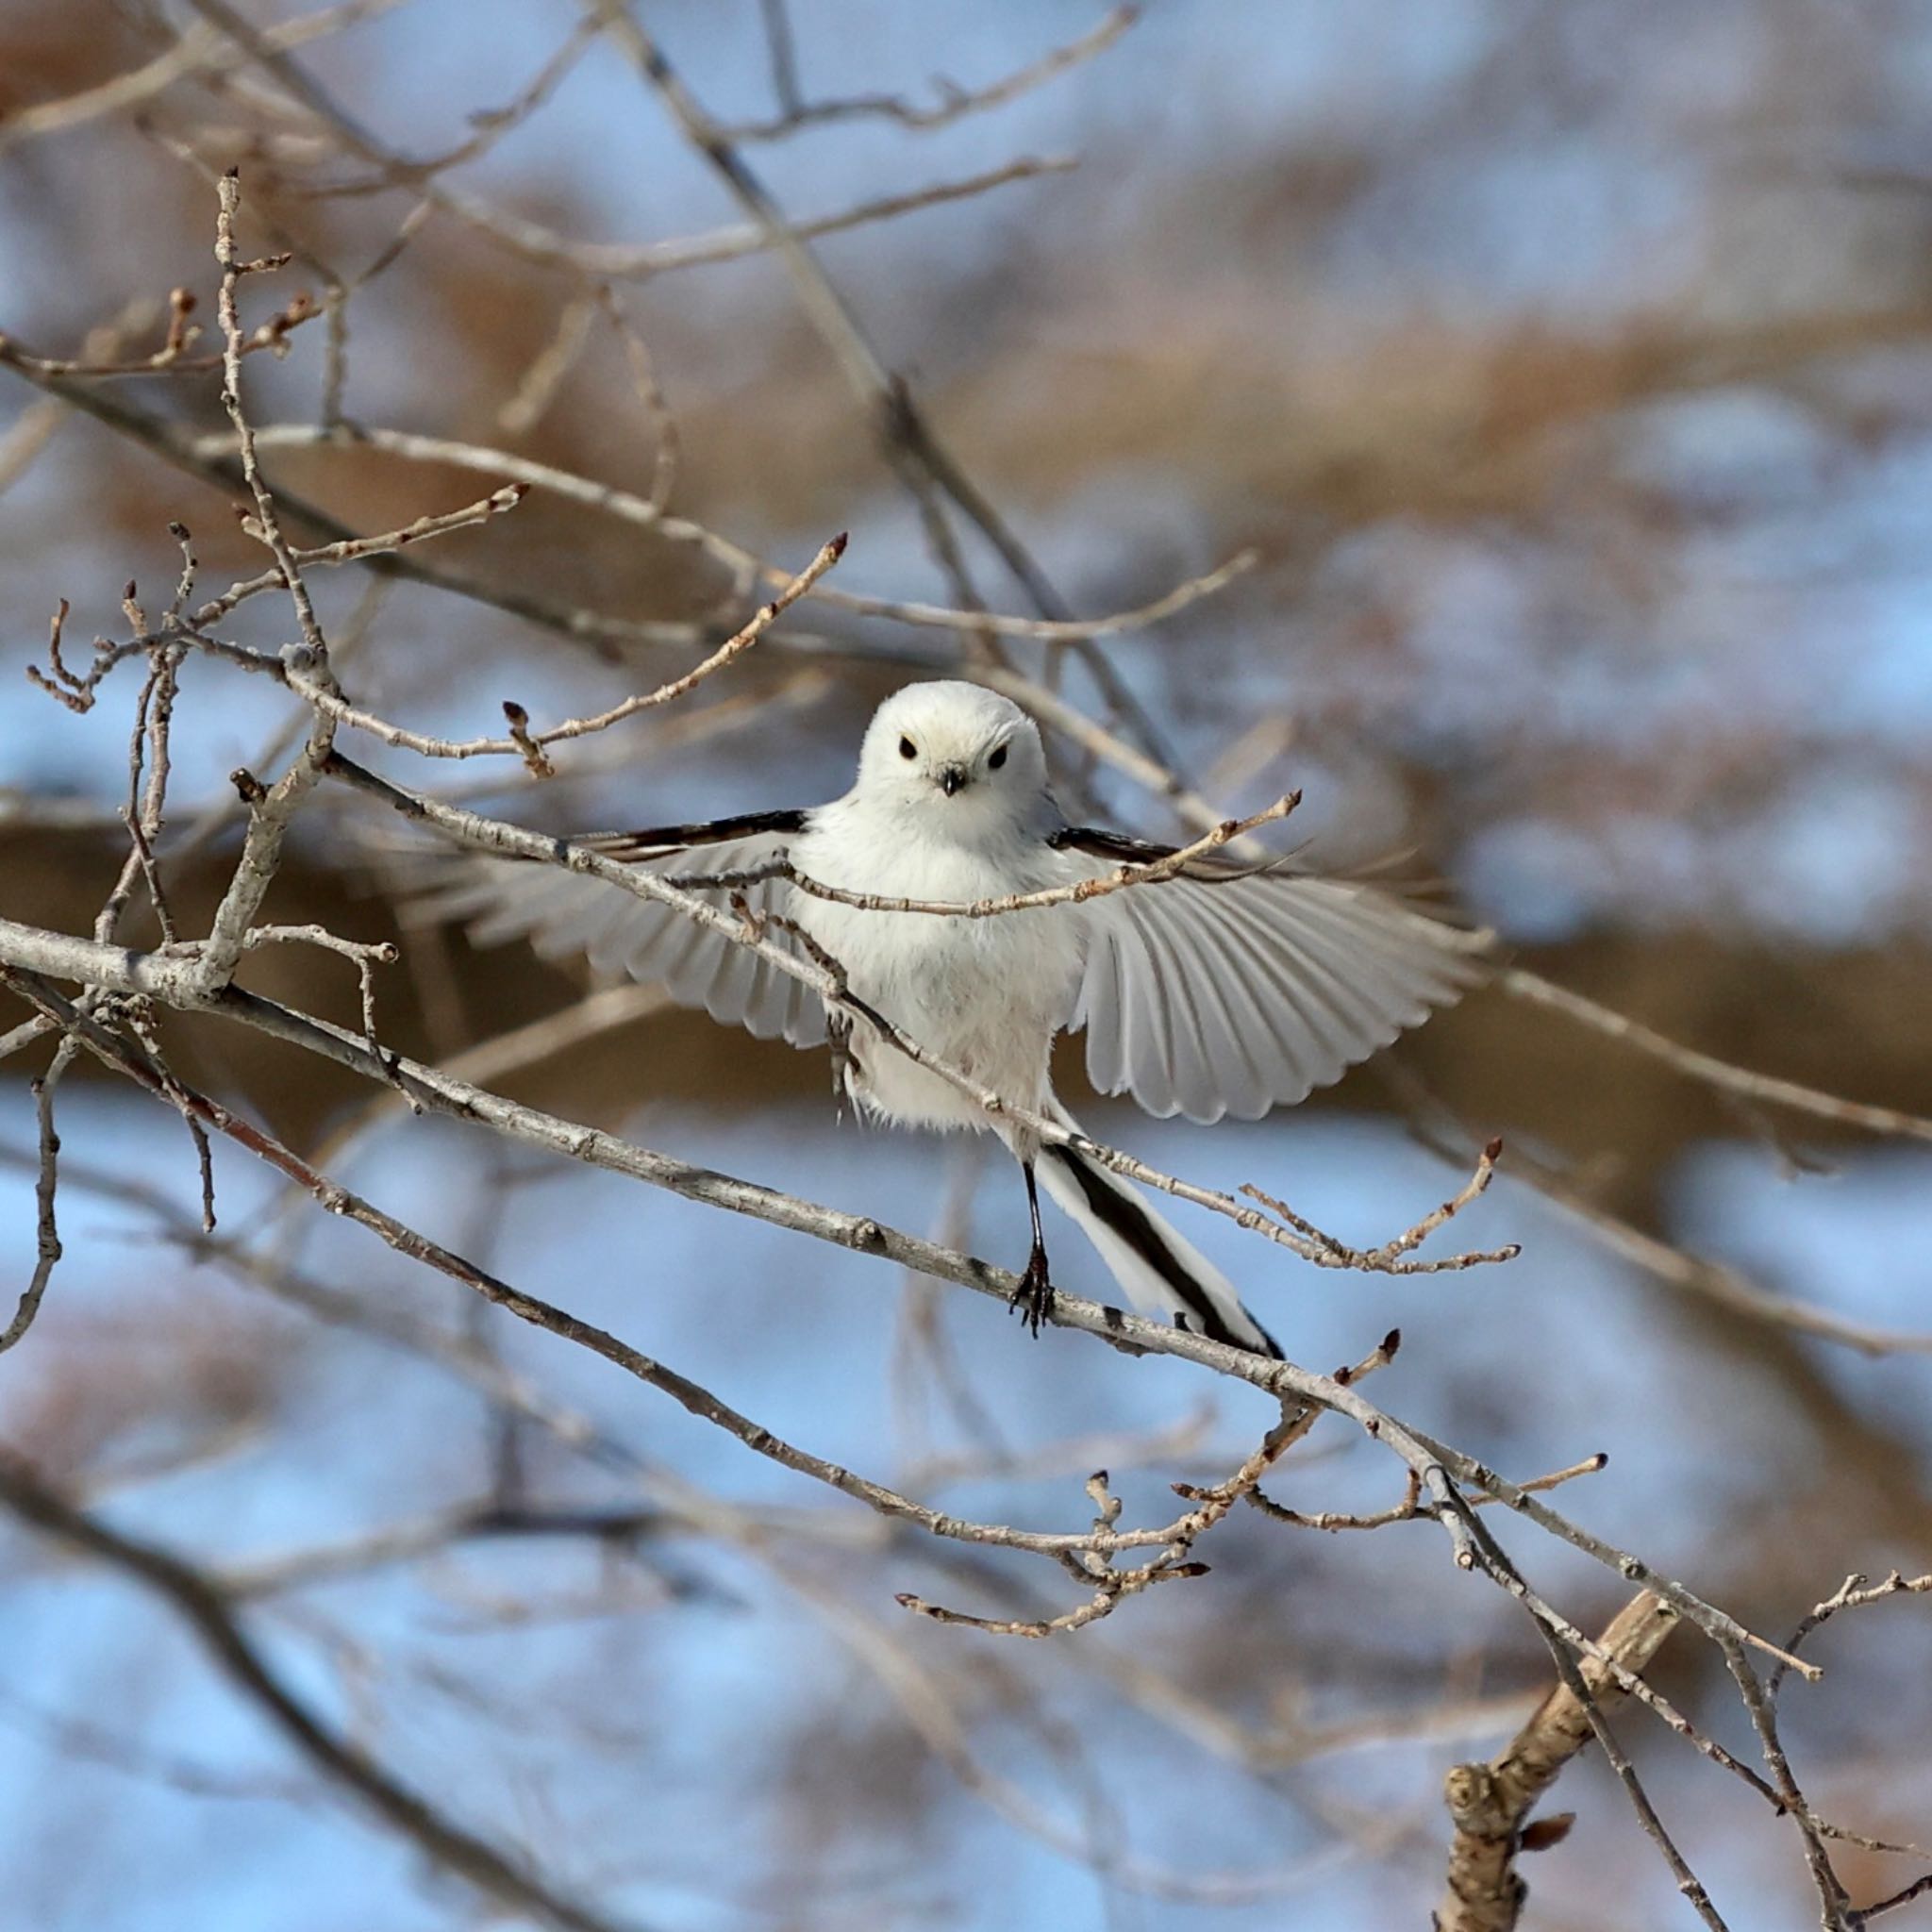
top-left (789, 801), bottom-right (1086, 1135)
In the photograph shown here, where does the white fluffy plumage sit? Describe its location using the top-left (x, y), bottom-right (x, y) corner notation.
top-left (421, 679), bottom-right (1489, 1354)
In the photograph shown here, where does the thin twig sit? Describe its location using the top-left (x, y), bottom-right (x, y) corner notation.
top-left (2, 1039), bottom-right (78, 1353)
top-left (1251, 1453), bottom-right (1606, 1531)
top-left (719, 6), bottom-right (1139, 141)
top-left (1721, 1640), bottom-right (1853, 1929)
top-left (671, 791), bottom-right (1301, 917)
top-left (1441, 1496), bottom-right (1730, 1931)
top-left (192, 169), bottom-right (340, 999)
top-left (192, 421), bottom-right (1255, 641)
top-left (899, 1335), bottom-right (1398, 1638)
top-left (0, 0), bottom-right (413, 156)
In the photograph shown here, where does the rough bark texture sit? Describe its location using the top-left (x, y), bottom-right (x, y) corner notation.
top-left (1437, 1591), bottom-right (1681, 1931)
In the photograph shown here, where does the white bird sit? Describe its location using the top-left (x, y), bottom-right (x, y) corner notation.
top-left (425, 681), bottom-right (1487, 1355)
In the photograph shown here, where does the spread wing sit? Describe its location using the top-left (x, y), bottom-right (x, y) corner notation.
top-left (414, 809), bottom-right (826, 1047)
top-left (1053, 826), bottom-right (1491, 1124)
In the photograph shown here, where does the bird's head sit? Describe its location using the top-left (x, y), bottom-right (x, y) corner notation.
top-left (855, 681), bottom-right (1047, 827)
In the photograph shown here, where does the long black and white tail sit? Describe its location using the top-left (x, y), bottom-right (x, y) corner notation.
top-left (1035, 1108), bottom-right (1280, 1357)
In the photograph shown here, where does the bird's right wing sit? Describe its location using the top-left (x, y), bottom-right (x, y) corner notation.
top-left (1053, 826), bottom-right (1491, 1124)
top-left (411, 809), bottom-right (827, 1047)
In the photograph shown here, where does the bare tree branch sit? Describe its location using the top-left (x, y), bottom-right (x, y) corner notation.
top-left (719, 6), bottom-right (1139, 142)
top-left (0, 1451), bottom-right (649, 1932)
top-left (1438, 1591), bottom-right (1681, 1932)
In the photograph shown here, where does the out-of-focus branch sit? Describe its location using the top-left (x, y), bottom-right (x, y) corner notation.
top-left (298, 15), bottom-right (603, 198)
top-left (1436, 1591), bottom-right (1680, 1932)
top-left (0, 396), bottom-right (58, 494)
top-left (587, 0), bottom-right (1181, 773)
top-left (0, 339), bottom-right (709, 650)
top-left (184, 0), bottom-right (1070, 281)
top-left (0, 341), bottom-right (1254, 675)
top-left (198, 421), bottom-right (1255, 643)
top-left (276, 531), bottom-right (844, 761)
top-left (1497, 966), bottom-right (1932, 1146)
top-left (0, 0), bottom-right (413, 156)
top-left (439, 154), bottom-right (1078, 279)
top-left (721, 6), bottom-right (1139, 142)
top-left (0, 1451), bottom-right (647, 1932)
top-left (1379, 1060), bottom-right (1932, 1359)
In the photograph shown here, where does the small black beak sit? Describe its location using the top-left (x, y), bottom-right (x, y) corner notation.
top-left (938, 763), bottom-right (969, 796)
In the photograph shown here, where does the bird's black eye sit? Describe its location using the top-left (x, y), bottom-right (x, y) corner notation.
top-left (898, 736), bottom-right (917, 760)
top-left (988, 744), bottom-right (1008, 771)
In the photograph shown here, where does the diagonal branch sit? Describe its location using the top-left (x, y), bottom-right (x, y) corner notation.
top-left (586, 0), bottom-right (1180, 773)
top-left (1496, 967), bottom-right (1932, 1146)
top-left (0, 942), bottom-right (1803, 1694)
top-left (720, 6), bottom-right (1139, 142)
top-left (0, 1451), bottom-right (645, 1932)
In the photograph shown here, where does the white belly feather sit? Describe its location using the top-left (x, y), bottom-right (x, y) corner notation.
top-left (788, 807), bottom-right (1086, 1141)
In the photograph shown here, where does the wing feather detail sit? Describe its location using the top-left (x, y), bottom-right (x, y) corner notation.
top-left (413, 819), bottom-right (824, 1048)
top-left (1058, 832), bottom-right (1489, 1123)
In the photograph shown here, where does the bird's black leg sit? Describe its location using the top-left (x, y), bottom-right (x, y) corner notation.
top-left (827, 1011), bottom-right (859, 1118)
top-left (1011, 1159), bottom-right (1054, 1337)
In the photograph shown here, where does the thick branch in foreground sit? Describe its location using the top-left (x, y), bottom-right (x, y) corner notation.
top-left (1437, 1591), bottom-right (1680, 1932)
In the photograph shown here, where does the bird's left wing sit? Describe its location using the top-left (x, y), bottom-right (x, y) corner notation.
top-left (1051, 826), bottom-right (1490, 1124)
top-left (414, 809), bottom-right (827, 1047)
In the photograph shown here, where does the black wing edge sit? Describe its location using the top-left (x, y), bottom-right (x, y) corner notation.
top-left (1052, 824), bottom-right (1494, 942)
top-left (579, 808), bottom-right (810, 861)
top-left (1052, 822), bottom-right (1313, 887)
top-left (1048, 824), bottom-right (1179, 864)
